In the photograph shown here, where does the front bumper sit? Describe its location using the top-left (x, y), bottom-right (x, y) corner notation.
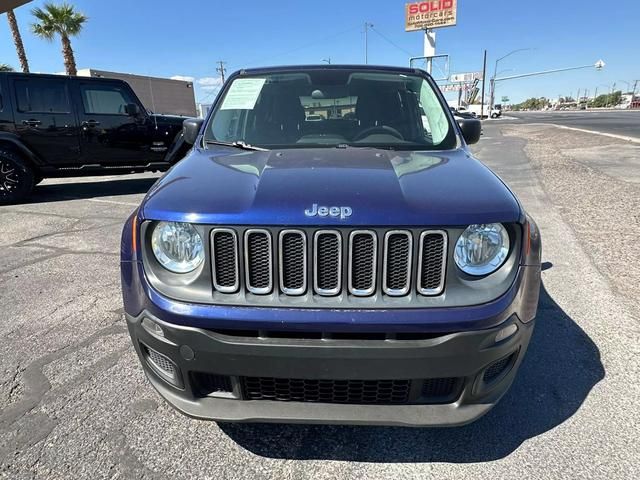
top-left (126, 310), bottom-right (535, 427)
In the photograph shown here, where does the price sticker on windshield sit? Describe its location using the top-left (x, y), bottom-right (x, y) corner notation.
top-left (221, 78), bottom-right (266, 110)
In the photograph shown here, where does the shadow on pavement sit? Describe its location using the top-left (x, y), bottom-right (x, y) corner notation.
top-left (220, 284), bottom-right (604, 463)
top-left (24, 176), bottom-right (159, 204)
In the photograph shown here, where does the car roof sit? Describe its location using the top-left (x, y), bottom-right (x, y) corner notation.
top-left (236, 64), bottom-right (426, 76)
top-left (0, 72), bottom-right (127, 83)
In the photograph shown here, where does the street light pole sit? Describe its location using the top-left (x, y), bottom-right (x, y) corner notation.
top-left (490, 48), bottom-right (533, 109)
top-left (495, 61), bottom-right (606, 83)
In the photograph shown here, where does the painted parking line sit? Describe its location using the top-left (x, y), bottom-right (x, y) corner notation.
top-left (543, 124), bottom-right (640, 144)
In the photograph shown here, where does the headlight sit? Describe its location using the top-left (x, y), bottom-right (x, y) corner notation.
top-left (454, 223), bottom-right (510, 276)
top-left (151, 221), bottom-right (204, 273)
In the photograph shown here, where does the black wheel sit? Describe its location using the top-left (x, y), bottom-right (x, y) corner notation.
top-left (0, 149), bottom-right (35, 204)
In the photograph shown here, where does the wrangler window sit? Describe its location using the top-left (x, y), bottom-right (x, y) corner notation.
top-left (14, 78), bottom-right (70, 113)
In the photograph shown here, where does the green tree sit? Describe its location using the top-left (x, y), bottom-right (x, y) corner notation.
top-left (6, 9), bottom-right (30, 73)
top-left (30, 2), bottom-right (87, 76)
top-left (589, 91), bottom-right (623, 108)
top-left (0, 63), bottom-right (15, 72)
top-left (511, 97), bottom-right (551, 111)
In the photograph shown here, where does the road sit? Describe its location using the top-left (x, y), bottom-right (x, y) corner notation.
top-left (506, 109), bottom-right (640, 138)
top-left (1, 122), bottom-right (639, 479)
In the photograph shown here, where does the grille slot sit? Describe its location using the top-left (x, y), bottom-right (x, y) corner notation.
top-left (242, 377), bottom-right (411, 404)
top-left (483, 352), bottom-right (516, 383)
top-left (211, 229), bottom-right (239, 293)
top-left (279, 230), bottom-right (307, 295)
top-left (314, 231), bottom-right (342, 296)
top-left (348, 230), bottom-right (377, 296)
top-left (418, 230), bottom-right (447, 295)
top-left (383, 231), bottom-right (412, 296)
top-left (244, 229), bottom-right (273, 294)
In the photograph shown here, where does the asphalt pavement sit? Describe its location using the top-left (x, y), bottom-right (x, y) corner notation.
top-left (1, 121), bottom-right (639, 479)
top-left (505, 109), bottom-right (640, 138)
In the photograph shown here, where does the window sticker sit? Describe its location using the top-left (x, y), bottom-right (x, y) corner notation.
top-left (220, 78), bottom-right (266, 110)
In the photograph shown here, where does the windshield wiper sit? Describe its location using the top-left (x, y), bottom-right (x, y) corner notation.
top-left (205, 140), bottom-right (268, 151)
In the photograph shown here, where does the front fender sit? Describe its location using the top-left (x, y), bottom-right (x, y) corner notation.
top-left (0, 132), bottom-right (42, 166)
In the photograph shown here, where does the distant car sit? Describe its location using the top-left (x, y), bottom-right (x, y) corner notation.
top-left (0, 72), bottom-right (191, 204)
top-left (122, 64), bottom-right (541, 427)
top-left (306, 114), bottom-right (324, 121)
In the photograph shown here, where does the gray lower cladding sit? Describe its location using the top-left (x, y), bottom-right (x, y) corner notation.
top-left (126, 311), bottom-right (535, 427)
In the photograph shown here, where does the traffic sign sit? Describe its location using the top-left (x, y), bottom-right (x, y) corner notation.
top-left (450, 71), bottom-right (482, 83)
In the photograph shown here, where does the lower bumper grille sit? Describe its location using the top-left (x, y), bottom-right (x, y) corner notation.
top-left (240, 376), bottom-right (461, 405)
top-left (242, 377), bottom-right (411, 404)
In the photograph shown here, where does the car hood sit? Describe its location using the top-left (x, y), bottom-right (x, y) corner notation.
top-left (141, 146), bottom-right (521, 226)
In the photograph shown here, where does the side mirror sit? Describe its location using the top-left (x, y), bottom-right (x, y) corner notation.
top-left (124, 103), bottom-right (141, 116)
top-left (457, 118), bottom-right (482, 145)
top-left (183, 118), bottom-right (204, 145)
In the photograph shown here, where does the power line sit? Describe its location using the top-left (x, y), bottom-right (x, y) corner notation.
top-left (369, 25), bottom-right (414, 57)
top-left (198, 25), bottom-right (360, 104)
top-left (227, 25), bottom-right (360, 71)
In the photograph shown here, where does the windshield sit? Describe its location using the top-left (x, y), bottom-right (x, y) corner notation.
top-left (205, 69), bottom-right (456, 150)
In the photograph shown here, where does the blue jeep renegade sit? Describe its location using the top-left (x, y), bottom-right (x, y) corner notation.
top-left (121, 65), bottom-right (541, 427)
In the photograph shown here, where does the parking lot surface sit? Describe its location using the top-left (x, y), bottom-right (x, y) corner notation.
top-left (1, 122), bottom-right (639, 479)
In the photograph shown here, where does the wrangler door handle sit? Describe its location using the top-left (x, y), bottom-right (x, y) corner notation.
top-left (22, 119), bottom-right (41, 126)
top-left (81, 120), bottom-right (101, 127)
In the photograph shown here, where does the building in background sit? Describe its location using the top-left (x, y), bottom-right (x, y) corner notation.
top-left (197, 103), bottom-right (213, 118)
top-left (77, 69), bottom-right (196, 117)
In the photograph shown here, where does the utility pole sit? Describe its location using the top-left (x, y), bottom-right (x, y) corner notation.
top-left (480, 50), bottom-right (487, 119)
top-left (216, 61), bottom-right (227, 84)
top-left (632, 80), bottom-right (638, 104)
top-left (364, 22), bottom-right (373, 64)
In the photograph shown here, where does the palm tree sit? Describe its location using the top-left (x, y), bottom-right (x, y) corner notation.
top-left (0, 64), bottom-right (15, 72)
top-left (6, 9), bottom-right (30, 73)
top-left (30, 3), bottom-right (87, 76)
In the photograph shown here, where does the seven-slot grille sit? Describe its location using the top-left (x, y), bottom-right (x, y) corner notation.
top-left (210, 228), bottom-right (447, 297)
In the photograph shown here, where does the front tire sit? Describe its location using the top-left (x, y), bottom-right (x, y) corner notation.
top-left (0, 149), bottom-right (35, 204)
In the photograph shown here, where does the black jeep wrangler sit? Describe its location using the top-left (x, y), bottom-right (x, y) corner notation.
top-left (0, 72), bottom-right (191, 203)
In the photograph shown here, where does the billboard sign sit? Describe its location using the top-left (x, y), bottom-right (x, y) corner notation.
top-left (405, 0), bottom-right (457, 31)
top-left (450, 72), bottom-right (482, 83)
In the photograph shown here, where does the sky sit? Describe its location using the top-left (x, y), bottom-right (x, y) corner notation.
top-left (1, 0), bottom-right (637, 105)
